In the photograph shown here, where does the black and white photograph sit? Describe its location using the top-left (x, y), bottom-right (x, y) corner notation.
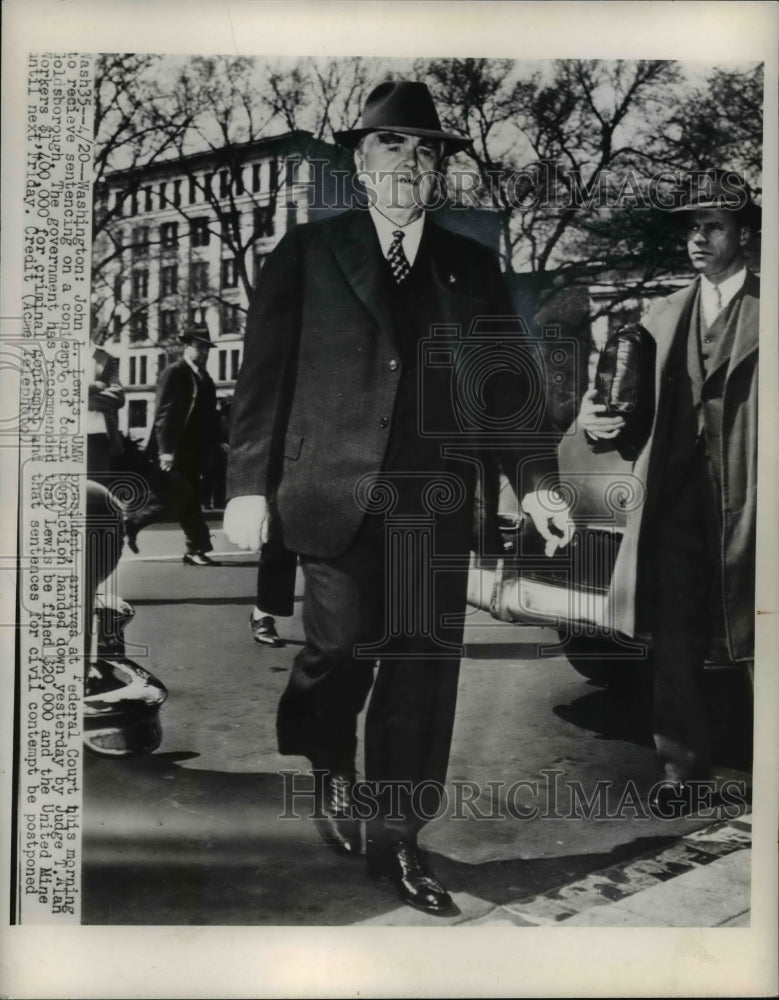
top-left (2, 2), bottom-right (777, 997)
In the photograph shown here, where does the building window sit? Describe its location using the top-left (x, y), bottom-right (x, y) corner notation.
top-left (158, 353), bottom-right (167, 377)
top-left (113, 275), bottom-right (123, 301)
top-left (131, 226), bottom-right (149, 259)
top-left (204, 173), bottom-right (214, 198)
top-left (222, 212), bottom-right (240, 243)
top-left (173, 179), bottom-right (182, 207)
top-left (129, 355), bottom-right (137, 385)
top-left (285, 157), bottom-right (299, 188)
top-left (128, 399), bottom-right (147, 429)
top-left (159, 309), bottom-right (178, 339)
top-left (221, 258), bottom-right (238, 289)
top-left (269, 157), bottom-right (279, 192)
top-left (252, 163), bottom-right (262, 193)
top-left (253, 205), bottom-right (274, 238)
top-left (130, 191), bottom-right (139, 216)
top-left (158, 182), bottom-right (167, 209)
top-left (144, 186), bottom-right (153, 212)
top-left (191, 217), bottom-right (210, 247)
top-left (129, 309), bottom-right (148, 342)
top-left (221, 303), bottom-right (241, 335)
top-left (111, 314), bottom-right (122, 341)
top-left (113, 190), bottom-right (125, 215)
top-left (139, 355), bottom-right (148, 385)
top-left (234, 167), bottom-right (244, 195)
top-left (188, 176), bottom-right (197, 204)
top-left (216, 347), bottom-right (241, 381)
top-left (160, 221), bottom-right (179, 249)
top-left (219, 170), bottom-right (230, 199)
top-left (160, 264), bottom-right (179, 296)
top-left (131, 269), bottom-right (149, 301)
top-left (190, 261), bottom-right (210, 293)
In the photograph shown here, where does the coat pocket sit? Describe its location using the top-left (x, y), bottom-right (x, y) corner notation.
top-left (283, 433), bottom-right (304, 461)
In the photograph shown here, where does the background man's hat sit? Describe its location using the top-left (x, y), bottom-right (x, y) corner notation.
top-left (179, 321), bottom-right (215, 348)
top-left (668, 168), bottom-right (761, 229)
top-left (334, 81), bottom-right (472, 154)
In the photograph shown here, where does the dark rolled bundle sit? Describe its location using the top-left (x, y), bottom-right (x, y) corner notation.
top-left (591, 323), bottom-right (656, 460)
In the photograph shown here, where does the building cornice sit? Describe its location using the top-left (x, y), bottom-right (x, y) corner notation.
top-left (103, 130), bottom-right (347, 187)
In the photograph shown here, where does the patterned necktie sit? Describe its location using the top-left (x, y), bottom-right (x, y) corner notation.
top-left (387, 229), bottom-right (411, 285)
top-left (713, 283), bottom-right (723, 315)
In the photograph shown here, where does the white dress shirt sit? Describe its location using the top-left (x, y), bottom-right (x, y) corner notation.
top-left (368, 207), bottom-right (425, 266)
top-left (700, 267), bottom-right (747, 327)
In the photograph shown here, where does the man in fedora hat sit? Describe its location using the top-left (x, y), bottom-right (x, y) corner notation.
top-left (125, 322), bottom-right (220, 566)
top-left (579, 168), bottom-right (760, 815)
top-left (225, 80), bottom-right (571, 913)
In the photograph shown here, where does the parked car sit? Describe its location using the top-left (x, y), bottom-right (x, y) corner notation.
top-left (468, 423), bottom-right (736, 687)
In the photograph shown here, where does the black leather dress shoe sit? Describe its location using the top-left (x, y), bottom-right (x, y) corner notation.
top-left (250, 612), bottom-right (282, 647)
top-left (367, 839), bottom-right (453, 914)
top-left (183, 552), bottom-right (220, 566)
top-left (124, 520), bottom-right (140, 555)
top-left (312, 771), bottom-right (361, 858)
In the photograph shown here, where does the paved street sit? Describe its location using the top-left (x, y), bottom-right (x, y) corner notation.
top-left (82, 519), bottom-right (753, 926)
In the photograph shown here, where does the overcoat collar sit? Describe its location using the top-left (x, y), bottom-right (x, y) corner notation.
top-left (654, 272), bottom-right (760, 385)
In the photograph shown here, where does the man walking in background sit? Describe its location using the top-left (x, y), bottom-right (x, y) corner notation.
top-left (125, 322), bottom-right (220, 566)
top-left (87, 329), bottom-right (125, 478)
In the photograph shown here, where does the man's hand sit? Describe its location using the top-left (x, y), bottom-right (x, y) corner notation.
top-left (223, 495), bottom-right (269, 551)
top-left (578, 389), bottom-right (626, 440)
top-left (159, 453), bottom-right (174, 472)
top-left (521, 489), bottom-right (575, 558)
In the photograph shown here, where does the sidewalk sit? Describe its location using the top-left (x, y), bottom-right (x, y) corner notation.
top-left (355, 813), bottom-right (752, 927)
top-left (101, 520), bottom-right (755, 929)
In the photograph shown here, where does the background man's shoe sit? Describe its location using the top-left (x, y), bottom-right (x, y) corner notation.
top-left (124, 521), bottom-right (140, 554)
top-left (312, 770), bottom-right (361, 858)
top-left (183, 552), bottom-right (220, 566)
top-left (367, 838), bottom-right (453, 914)
top-left (250, 613), bottom-right (282, 647)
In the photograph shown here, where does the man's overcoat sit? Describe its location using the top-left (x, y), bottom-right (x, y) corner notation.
top-left (603, 273), bottom-right (759, 661)
top-left (227, 209), bottom-right (551, 559)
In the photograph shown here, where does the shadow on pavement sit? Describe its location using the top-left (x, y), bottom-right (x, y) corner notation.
top-left (83, 751), bottom-right (688, 926)
top-left (552, 669), bottom-right (753, 771)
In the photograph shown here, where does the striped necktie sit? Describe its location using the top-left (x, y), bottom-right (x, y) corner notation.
top-left (387, 229), bottom-right (411, 285)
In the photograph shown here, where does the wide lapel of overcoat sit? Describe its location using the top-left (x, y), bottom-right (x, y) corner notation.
top-left (724, 271), bottom-right (760, 383)
top-left (630, 280), bottom-right (699, 523)
top-left (327, 209), bottom-right (399, 350)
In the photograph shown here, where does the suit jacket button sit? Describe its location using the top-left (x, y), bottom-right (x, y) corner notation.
top-left (389, 359), bottom-right (398, 371)
top-left (379, 416), bottom-right (389, 428)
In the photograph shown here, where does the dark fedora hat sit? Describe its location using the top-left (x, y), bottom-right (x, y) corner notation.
top-left (668, 168), bottom-right (761, 230)
top-left (179, 321), bottom-right (215, 348)
top-left (334, 81), bottom-right (472, 154)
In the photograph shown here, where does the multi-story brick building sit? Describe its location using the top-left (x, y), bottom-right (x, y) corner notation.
top-left (93, 131), bottom-right (351, 442)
